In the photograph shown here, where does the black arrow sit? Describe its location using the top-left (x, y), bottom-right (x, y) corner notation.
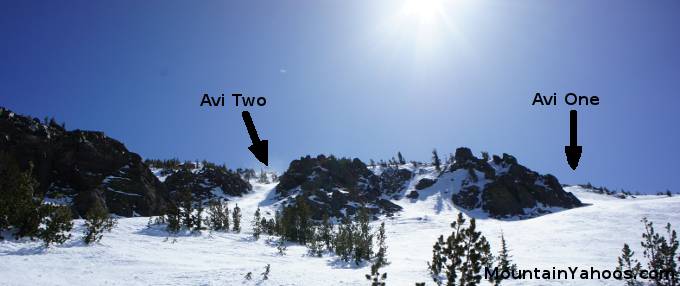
top-left (241, 111), bottom-right (268, 166)
top-left (565, 109), bottom-right (582, 170)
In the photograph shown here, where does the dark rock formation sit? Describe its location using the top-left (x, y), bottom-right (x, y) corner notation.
top-left (415, 178), bottom-right (436, 190)
top-left (275, 155), bottom-right (402, 219)
top-left (379, 167), bottom-right (413, 195)
top-left (155, 162), bottom-right (252, 202)
top-left (446, 147), bottom-right (582, 218)
top-left (406, 190), bottom-right (419, 199)
top-left (0, 107), bottom-right (168, 217)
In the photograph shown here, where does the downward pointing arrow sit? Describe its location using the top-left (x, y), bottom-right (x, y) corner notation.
top-left (241, 111), bottom-right (268, 166)
top-left (565, 109), bottom-right (582, 170)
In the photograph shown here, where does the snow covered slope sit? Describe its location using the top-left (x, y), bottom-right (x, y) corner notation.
top-left (1, 183), bottom-right (679, 286)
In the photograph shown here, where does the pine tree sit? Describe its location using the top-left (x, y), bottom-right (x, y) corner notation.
top-left (0, 158), bottom-right (43, 239)
top-left (617, 243), bottom-right (641, 286)
top-left (641, 218), bottom-right (664, 279)
top-left (429, 235), bottom-right (446, 285)
top-left (258, 169), bottom-right (269, 184)
top-left (397, 152), bottom-right (406, 165)
top-left (224, 203), bottom-right (230, 231)
top-left (232, 204), bottom-right (242, 233)
top-left (280, 197), bottom-right (312, 243)
top-left (83, 204), bottom-right (117, 245)
top-left (253, 207), bottom-right (262, 239)
top-left (335, 218), bottom-right (355, 262)
top-left (365, 268), bottom-right (387, 286)
top-left (280, 205), bottom-right (297, 241)
top-left (179, 187), bottom-right (194, 230)
top-left (274, 210), bottom-right (282, 236)
top-left (206, 201), bottom-right (224, 231)
top-left (492, 232), bottom-right (516, 286)
top-left (430, 213), bottom-right (492, 286)
top-left (295, 197), bottom-right (312, 243)
top-left (374, 222), bottom-right (389, 270)
top-left (459, 218), bottom-right (493, 285)
top-left (354, 208), bottom-right (373, 265)
top-left (192, 203), bottom-right (204, 231)
top-left (432, 149), bottom-right (442, 172)
top-left (165, 203), bottom-right (181, 233)
top-left (320, 213), bottom-right (334, 251)
top-left (261, 217), bottom-right (270, 235)
top-left (276, 236), bottom-right (287, 255)
top-left (367, 221), bottom-right (389, 286)
top-left (658, 223), bottom-right (679, 286)
top-left (38, 205), bottom-right (73, 247)
top-left (444, 213), bottom-right (467, 285)
top-left (306, 227), bottom-right (324, 257)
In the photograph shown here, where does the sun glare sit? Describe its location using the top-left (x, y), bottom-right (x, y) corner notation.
top-left (401, 0), bottom-right (445, 24)
top-left (369, 0), bottom-right (471, 71)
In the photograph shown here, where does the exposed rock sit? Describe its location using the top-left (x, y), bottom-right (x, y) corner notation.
top-left (275, 155), bottom-right (402, 220)
top-left (415, 178), bottom-right (436, 190)
top-left (0, 107), bottom-right (168, 217)
top-left (406, 190), bottom-right (419, 199)
top-left (454, 147), bottom-right (475, 162)
top-left (443, 147), bottom-right (582, 218)
top-left (158, 163), bottom-right (252, 202)
top-left (379, 167), bottom-right (413, 194)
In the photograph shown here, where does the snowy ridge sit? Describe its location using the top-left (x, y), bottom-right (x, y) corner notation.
top-left (2, 182), bottom-right (679, 285)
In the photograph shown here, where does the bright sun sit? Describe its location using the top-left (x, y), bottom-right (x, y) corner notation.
top-left (400, 0), bottom-right (445, 24)
top-left (372, 0), bottom-right (468, 68)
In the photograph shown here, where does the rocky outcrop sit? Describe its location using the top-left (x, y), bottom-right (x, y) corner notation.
top-left (154, 162), bottom-right (252, 202)
top-left (0, 107), bottom-right (168, 217)
top-left (415, 178), bottom-right (436, 190)
top-left (446, 147), bottom-right (582, 218)
top-left (276, 155), bottom-right (402, 220)
top-left (378, 167), bottom-right (413, 195)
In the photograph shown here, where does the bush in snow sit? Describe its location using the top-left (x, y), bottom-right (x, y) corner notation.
top-left (83, 204), bottom-right (117, 245)
top-left (38, 205), bottom-right (74, 247)
top-left (261, 264), bottom-right (271, 280)
top-left (306, 227), bottom-right (324, 257)
top-left (276, 236), bottom-right (287, 255)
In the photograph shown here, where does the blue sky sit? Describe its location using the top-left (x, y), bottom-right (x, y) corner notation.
top-left (2, 0), bottom-right (679, 194)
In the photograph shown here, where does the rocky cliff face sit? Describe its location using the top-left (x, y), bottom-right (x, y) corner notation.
top-left (0, 107), bottom-right (168, 217)
top-left (445, 147), bottom-right (582, 218)
top-left (275, 155), bottom-right (402, 220)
